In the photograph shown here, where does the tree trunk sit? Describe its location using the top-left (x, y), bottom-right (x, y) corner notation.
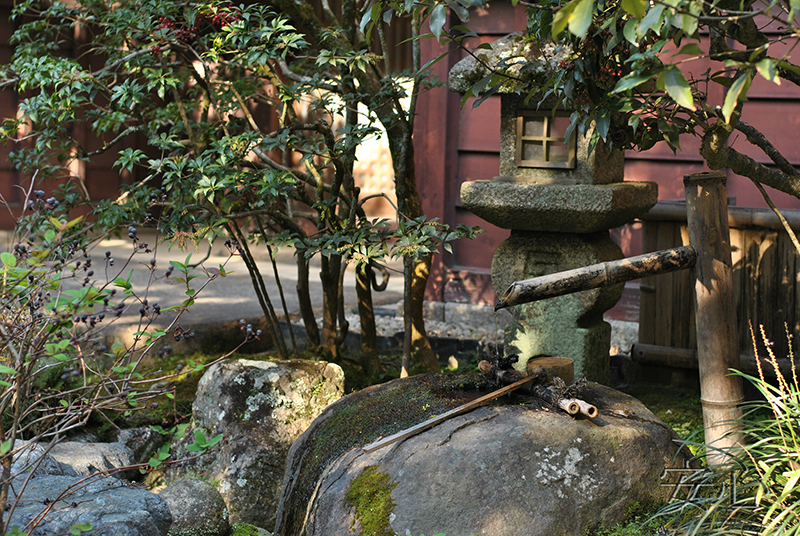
top-left (296, 252), bottom-right (320, 351)
top-left (356, 265), bottom-right (381, 378)
top-left (409, 253), bottom-right (439, 373)
top-left (320, 254), bottom-right (342, 360)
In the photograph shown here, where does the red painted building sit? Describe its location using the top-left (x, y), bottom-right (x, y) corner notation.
top-left (412, 3), bottom-right (800, 316)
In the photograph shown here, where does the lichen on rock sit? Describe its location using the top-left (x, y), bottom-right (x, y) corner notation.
top-left (167, 358), bottom-right (345, 529)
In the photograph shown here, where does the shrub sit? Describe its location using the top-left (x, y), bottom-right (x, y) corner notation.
top-left (0, 186), bottom-right (241, 535)
top-left (652, 325), bottom-right (800, 535)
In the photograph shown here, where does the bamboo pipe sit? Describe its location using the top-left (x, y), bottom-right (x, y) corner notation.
top-left (494, 246), bottom-right (697, 310)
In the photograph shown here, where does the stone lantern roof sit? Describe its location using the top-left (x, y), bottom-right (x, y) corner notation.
top-left (449, 33), bottom-right (658, 234)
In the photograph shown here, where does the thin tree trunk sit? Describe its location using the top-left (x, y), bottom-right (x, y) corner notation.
top-left (401, 256), bottom-right (413, 378)
top-left (320, 254), bottom-right (341, 360)
top-left (336, 258), bottom-right (349, 348)
top-left (357, 264), bottom-right (381, 377)
top-left (227, 222), bottom-right (287, 358)
top-left (256, 215), bottom-right (298, 356)
top-left (409, 253), bottom-right (439, 372)
top-left (296, 252), bottom-right (320, 350)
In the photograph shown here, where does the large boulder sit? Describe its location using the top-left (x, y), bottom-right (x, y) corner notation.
top-left (6, 475), bottom-right (171, 536)
top-left (275, 374), bottom-right (691, 536)
top-left (167, 358), bottom-right (344, 529)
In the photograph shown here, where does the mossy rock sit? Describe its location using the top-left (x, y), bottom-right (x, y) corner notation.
top-left (274, 372), bottom-right (492, 535)
top-left (275, 379), bottom-right (692, 536)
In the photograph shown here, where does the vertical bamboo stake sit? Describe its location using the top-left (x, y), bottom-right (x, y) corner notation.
top-left (684, 171), bottom-right (744, 467)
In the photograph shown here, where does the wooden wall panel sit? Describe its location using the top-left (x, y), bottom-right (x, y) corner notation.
top-left (640, 206), bottom-right (800, 358)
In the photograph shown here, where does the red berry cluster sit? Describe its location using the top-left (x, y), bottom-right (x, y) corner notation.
top-left (596, 65), bottom-right (623, 84)
top-left (150, 6), bottom-right (241, 54)
top-left (155, 16), bottom-right (198, 42)
top-left (197, 9), bottom-right (240, 27)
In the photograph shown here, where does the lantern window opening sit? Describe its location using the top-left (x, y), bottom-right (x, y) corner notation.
top-left (515, 111), bottom-right (576, 169)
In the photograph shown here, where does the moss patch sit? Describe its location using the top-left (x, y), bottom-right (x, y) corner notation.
top-left (345, 465), bottom-right (398, 536)
top-left (620, 385), bottom-right (703, 443)
top-left (230, 523), bottom-right (265, 536)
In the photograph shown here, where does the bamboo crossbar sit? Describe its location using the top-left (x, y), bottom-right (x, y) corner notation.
top-left (495, 245), bottom-right (697, 310)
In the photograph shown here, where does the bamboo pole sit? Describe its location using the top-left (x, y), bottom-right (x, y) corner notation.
top-left (494, 246), bottom-right (697, 310)
top-left (361, 373), bottom-right (539, 453)
top-left (684, 171), bottom-right (744, 468)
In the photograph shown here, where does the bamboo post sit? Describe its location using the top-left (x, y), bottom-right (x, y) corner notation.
top-left (494, 246), bottom-right (696, 310)
top-left (684, 171), bottom-right (744, 468)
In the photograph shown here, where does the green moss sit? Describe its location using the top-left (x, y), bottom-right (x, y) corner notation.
top-left (345, 465), bottom-right (398, 536)
top-left (230, 523), bottom-right (266, 536)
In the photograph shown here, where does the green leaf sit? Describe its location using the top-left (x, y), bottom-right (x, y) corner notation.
top-left (612, 72), bottom-right (652, 93)
top-left (722, 72), bottom-right (752, 123)
top-left (0, 364), bottom-right (18, 375)
top-left (69, 522), bottom-right (93, 535)
top-left (552, 0), bottom-right (578, 39)
top-left (792, 0), bottom-right (800, 20)
top-left (621, 0), bottom-right (646, 18)
top-left (430, 4), bottom-right (447, 41)
top-left (623, 18), bottom-right (638, 44)
top-left (1, 440), bottom-right (11, 455)
top-left (569, 0), bottom-right (595, 39)
top-left (756, 58), bottom-right (781, 85)
top-left (782, 469), bottom-right (800, 497)
top-left (636, 4), bottom-right (665, 37)
top-left (206, 433), bottom-right (223, 448)
top-left (0, 252), bottom-right (16, 268)
top-left (174, 423), bottom-right (190, 439)
top-left (676, 43), bottom-right (703, 56)
top-left (661, 67), bottom-right (695, 110)
top-left (595, 110), bottom-right (610, 140)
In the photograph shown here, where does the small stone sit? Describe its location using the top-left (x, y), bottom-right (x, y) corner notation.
top-left (159, 479), bottom-right (229, 536)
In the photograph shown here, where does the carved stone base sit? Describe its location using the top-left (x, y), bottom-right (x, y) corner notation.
top-left (492, 230), bottom-right (624, 382)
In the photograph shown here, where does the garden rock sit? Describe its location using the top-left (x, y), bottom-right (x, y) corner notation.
top-left (11, 440), bottom-right (135, 479)
top-left (118, 427), bottom-right (166, 465)
top-left (158, 478), bottom-right (229, 536)
top-left (275, 375), bottom-right (691, 536)
top-left (167, 358), bottom-right (344, 529)
top-left (6, 474), bottom-right (171, 536)
top-left (11, 440), bottom-right (71, 477)
top-left (49, 441), bottom-right (137, 479)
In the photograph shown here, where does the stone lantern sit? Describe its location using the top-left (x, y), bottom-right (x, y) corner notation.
top-left (449, 34), bottom-right (658, 382)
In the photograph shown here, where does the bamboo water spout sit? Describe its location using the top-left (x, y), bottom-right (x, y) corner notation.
top-left (494, 246), bottom-right (697, 310)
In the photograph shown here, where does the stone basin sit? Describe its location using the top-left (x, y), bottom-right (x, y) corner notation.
top-left (460, 180), bottom-right (658, 233)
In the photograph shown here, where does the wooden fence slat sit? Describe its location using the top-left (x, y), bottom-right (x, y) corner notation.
top-left (641, 201), bottom-right (800, 359)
